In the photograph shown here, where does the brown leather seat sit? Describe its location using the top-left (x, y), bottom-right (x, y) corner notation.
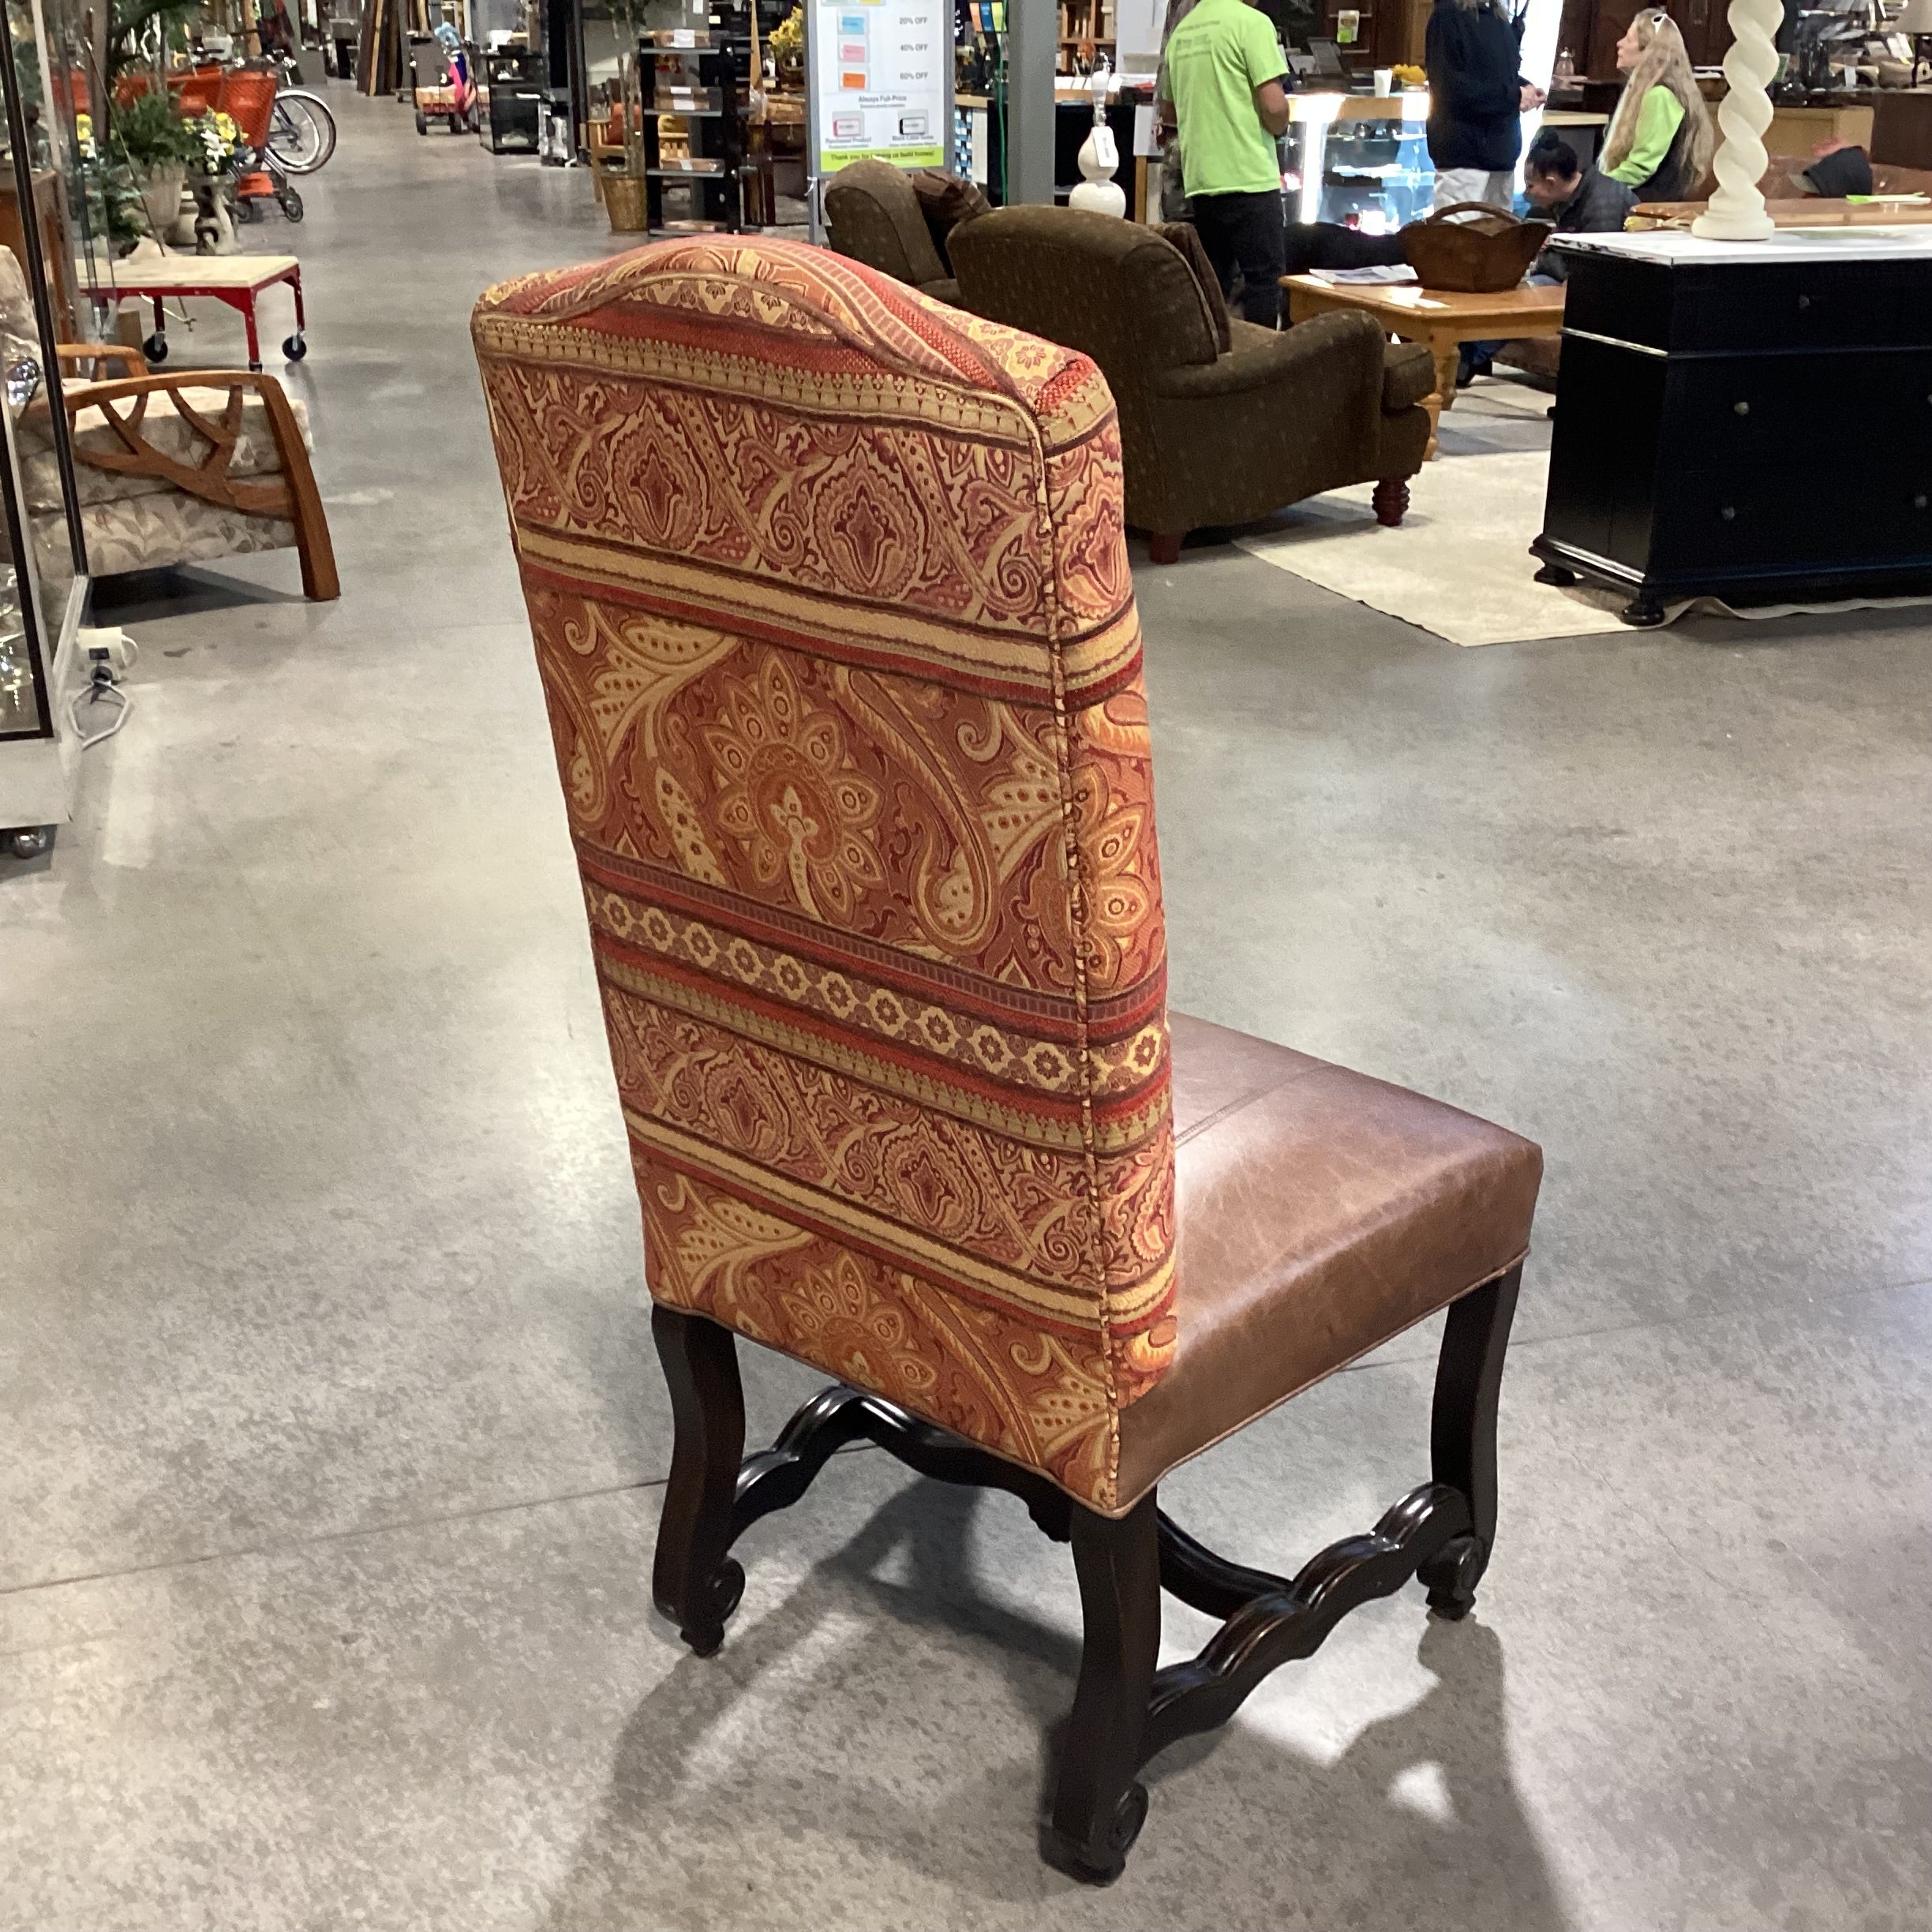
top-left (1115, 1014), bottom-right (1542, 1507)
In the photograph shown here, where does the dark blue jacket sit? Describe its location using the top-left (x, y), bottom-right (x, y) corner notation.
top-left (1425, 0), bottom-right (1526, 174)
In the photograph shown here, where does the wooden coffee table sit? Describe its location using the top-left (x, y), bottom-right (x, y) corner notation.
top-left (1282, 276), bottom-right (1566, 458)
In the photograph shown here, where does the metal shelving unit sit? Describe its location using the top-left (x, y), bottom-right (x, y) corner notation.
top-left (638, 3), bottom-right (765, 237)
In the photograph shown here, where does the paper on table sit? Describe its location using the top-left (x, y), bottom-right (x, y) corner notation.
top-left (1307, 264), bottom-right (1418, 285)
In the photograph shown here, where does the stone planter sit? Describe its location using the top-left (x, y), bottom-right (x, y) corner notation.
top-left (605, 174), bottom-right (649, 234)
top-left (135, 163), bottom-right (186, 246)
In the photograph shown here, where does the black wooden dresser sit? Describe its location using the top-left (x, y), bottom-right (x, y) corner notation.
top-left (1532, 228), bottom-right (1932, 625)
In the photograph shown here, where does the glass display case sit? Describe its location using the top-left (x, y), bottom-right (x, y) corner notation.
top-left (1282, 90), bottom-right (1433, 230)
top-left (0, 0), bottom-right (90, 857)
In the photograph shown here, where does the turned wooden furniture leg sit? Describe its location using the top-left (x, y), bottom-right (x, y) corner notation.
top-left (1417, 1264), bottom-right (1522, 1619)
top-left (1372, 477), bottom-right (1410, 527)
top-left (1046, 1491), bottom-right (1161, 1884)
top-left (1429, 334), bottom-right (1462, 417)
top-left (651, 1304), bottom-right (748, 1657)
top-left (1147, 531), bottom-right (1183, 565)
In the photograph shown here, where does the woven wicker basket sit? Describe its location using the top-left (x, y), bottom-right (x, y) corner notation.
top-left (1402, 204), bottom-right (1553, 293)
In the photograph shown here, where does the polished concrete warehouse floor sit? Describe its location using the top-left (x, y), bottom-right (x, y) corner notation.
top-left (4, 86), bottom-right (1930, 1931)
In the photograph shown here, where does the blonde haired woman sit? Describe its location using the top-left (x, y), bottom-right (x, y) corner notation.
top-left (1601, 9), bottom-right (1715, 202)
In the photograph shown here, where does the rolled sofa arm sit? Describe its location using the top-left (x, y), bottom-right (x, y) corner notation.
top-left (1150, 309), bottom-right (1385, 402)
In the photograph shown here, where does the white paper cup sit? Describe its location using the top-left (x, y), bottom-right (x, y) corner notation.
top-left (1373, 68), bottom-right (1394, 95)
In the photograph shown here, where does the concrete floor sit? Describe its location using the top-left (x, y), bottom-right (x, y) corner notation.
top-left (4, 86), bottom-right (1930, 1932)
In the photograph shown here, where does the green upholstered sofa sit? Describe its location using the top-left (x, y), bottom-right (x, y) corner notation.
top-left (949, 206), bottom-right (1435, 560)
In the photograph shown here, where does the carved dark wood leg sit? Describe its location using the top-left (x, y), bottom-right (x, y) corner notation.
top-left (641, 1260), bottom-right (1522, 1881)
top-left (1620, 590), bottom-right (1667, 627)
top-left (733, 1385), bottom-right (1072, 1548)
top-left (1372, 476), bottom-right (1410, 527)
top-left (1147, 531), bottom-right (1183, 564)
top-left (1046, 1492), bottom-right (1161, 1885)
top-left (1533, 561), bottom-right (1578, 586)
top-left (1417, 1264), bottom-right (1522, 1620)
top-left (651, 1304), bottom-right (747, 1657)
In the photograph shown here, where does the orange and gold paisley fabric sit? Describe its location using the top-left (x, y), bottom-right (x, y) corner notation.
top-left (474, 238), bottom-right (1173, 1511)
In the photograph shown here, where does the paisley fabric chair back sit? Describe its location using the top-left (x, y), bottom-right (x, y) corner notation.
top-left (473, 239), bottom-right (1174, 1509)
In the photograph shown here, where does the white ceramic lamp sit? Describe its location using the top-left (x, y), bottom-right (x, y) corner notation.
top-left (1068, 60), bottom-right (1127, 217)
top-left (1694, 0), bottom-right (1782, 239)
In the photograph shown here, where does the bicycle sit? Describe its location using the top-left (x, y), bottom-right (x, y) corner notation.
top-left (267, 86), bottom-right (337, 173)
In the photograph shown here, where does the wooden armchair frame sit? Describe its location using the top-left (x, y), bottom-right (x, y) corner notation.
top-left (47, 345), bottom-right (339, 601)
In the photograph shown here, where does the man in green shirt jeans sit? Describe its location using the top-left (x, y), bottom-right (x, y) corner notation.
top-left (1158, 0), bottom-right (1291, 325)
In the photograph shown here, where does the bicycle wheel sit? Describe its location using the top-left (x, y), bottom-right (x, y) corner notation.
top-left (268, 91), bottom-right (337, 174)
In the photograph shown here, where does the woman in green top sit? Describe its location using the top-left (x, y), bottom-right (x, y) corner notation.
top-left (1601, 8), bottom-right (1714, 204)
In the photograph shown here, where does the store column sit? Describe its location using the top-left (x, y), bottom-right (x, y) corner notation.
top-left (1004, 0), bottom-right (1054, 204)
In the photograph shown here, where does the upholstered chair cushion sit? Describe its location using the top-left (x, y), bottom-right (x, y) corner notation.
top-left (1115, 1017), bottom-right (1538, 1503)
top-left (908, 167), bottom-right (993, 269)
top-left (43, 495), bottom-right (300, 581)
top-left (1153, 220), bottom-right (1233, 355)
top-left (0, 243), bottom-right (40, 382)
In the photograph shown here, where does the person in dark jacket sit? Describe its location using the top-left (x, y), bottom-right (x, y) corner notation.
top-left (1456, 134), bottom-right (1628, 384)
top-left (1425, 0), bottom-right (1541, 209)
top-left (1521, 133), bottom-right (1635, 282)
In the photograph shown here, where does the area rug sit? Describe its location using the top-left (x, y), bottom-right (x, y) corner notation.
top-left (1234, 388), bottom-right (1628, 647)
top-left (1236, 386), bottom-right (1932, 647)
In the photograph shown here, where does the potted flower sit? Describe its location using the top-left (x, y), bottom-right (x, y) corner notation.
top-left (110, 89), bottom-right (200, 245)
top-left (769, 7), bottom-right (804, 90)
top-left (183, 110), bottom-right (245, 254)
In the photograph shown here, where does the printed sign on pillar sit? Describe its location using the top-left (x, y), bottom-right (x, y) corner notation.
top-left (808, 0), bottom-right (954, 174)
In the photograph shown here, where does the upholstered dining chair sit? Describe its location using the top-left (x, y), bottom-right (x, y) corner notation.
top-left (472, 239), bottom-right (1541, 1884)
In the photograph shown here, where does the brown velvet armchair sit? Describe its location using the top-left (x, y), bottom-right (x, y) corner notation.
top-left (822, 157), bottom-right (963, 305)
top-left (949, 206), bottom-right (1435, 561)
top-left (474, 238), bottom-right (1540, 1883)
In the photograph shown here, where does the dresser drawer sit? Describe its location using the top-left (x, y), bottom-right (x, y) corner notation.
top-left (1668, 262), bottom-right (1932, 352)
top-left (1649, 469), bottom-right (1932, 576)
top-left (1663, 350), bottom-right (1932, 466)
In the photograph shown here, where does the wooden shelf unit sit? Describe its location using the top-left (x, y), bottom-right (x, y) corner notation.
top-left (638, 1), bottom-right (765, 237)
top-left (1057, 0), bottom-right (1114, 75)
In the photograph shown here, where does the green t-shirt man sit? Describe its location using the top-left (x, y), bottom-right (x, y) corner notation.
top-left (1160, 0), bottom-right (1289, 200)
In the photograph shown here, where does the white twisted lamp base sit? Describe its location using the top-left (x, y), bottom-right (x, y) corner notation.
top-left (1694, 0), bottom-right (1781, 239)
